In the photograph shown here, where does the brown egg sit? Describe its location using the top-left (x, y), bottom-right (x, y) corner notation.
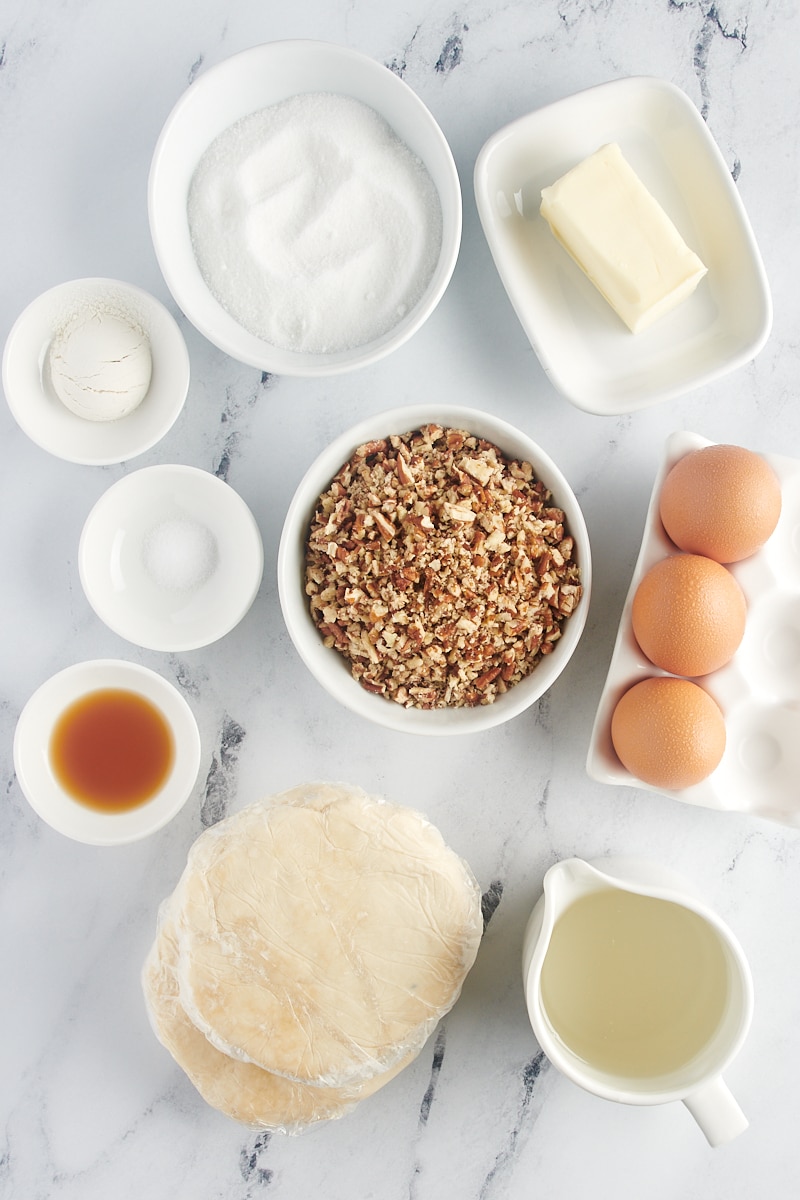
top-left (611, 677), bottom-right (726, 789)
top-left (631, 554), bottom-right (746, 677)
top-left (659, 443), bottom-right (781, 563)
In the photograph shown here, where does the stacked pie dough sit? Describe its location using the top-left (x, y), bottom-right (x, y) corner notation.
top-left (142, 782), bottom-right (483, 1132)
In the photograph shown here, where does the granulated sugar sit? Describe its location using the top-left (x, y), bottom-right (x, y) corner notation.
top-left (187, 93), bottom-right (443, 355)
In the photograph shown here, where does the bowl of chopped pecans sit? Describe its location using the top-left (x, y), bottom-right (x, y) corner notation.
top-left (278, 405), bottom-right (591, 735)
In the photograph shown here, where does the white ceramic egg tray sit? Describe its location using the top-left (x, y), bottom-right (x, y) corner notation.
top-left (587, 430), bottom-right (800, 827)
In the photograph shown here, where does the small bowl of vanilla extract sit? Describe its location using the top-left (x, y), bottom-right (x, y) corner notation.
top-left (13, 659), bottom-right (202, 845)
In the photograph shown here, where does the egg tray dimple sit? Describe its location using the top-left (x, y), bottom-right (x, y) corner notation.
top-left (587, 430), bottom-right (800, 827)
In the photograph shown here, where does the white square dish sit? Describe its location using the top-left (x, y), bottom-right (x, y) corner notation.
top-left (474, 77), bottom-right (772, 415)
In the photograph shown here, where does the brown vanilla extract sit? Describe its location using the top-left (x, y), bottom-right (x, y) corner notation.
top-left (50, 688), bottom-right (174, 812)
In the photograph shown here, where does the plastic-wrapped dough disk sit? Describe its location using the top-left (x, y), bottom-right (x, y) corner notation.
top-left (170, 782), bottom-right (483, 1087)
top-left (142, 900), bottom-right (412, 1132)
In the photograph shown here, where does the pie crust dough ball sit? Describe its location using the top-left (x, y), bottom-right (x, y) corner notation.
top-left (142, 782), bottom-right (483, 1126)
top-left (142, 902), bottom-right (412, 1132)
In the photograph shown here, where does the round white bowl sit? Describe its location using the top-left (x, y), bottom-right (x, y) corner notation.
top-left (278, 404), bottom-right (591, 735)
top-left (79, 464), bottom-right (264, 652)
top-left (148, 40), bottom-right (462, 376)
top-left (13, 659), bottom-right (202, 845)
top-left (2, 278), bottom-right (190, 465)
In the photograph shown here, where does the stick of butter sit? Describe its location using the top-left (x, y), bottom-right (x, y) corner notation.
top-left (540, 143), bottom-right (707, 333)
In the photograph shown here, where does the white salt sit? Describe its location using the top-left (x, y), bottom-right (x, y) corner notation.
top-left (187, 92), bottom-right (443, 355)
top-left (142, 516), bottom-right (218, 592)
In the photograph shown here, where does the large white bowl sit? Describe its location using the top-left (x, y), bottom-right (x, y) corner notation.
top-left (278, 405), bottom-right (591, 735)
top-left (148, 40), bottom-right (462, 376)
top-left (13, 659), bottom-right (202, 845)
top-left (474, 77), bottom-right (772, 415)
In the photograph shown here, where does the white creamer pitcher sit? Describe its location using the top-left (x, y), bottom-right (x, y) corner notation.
top-left (522, 857), bottom-right (753, 1147)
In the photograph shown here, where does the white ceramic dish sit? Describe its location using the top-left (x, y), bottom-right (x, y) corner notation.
top-left (13, 659), bottom-right (202, 845)
top-left (278, 404), bottom-right (591, 735)
top-left (79, 464), bottom-right (264, 652)
top-left (587, 431), bottom-right (800, 826)
top-left (474, 77), bottom-right (772, 415)
top-left (148, 40), bottom-right (462, 377)
top-left (2, 278), bottom-right (190, 465)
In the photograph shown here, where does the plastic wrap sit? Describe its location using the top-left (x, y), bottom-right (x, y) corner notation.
top-left (142, 781), bottom-right (483, 1130)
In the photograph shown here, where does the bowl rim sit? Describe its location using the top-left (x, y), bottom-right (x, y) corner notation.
top-left (148, 39), bottom-right (463, 377)
top-left (277, 403), bottom-right (591, 735)
top-left (13, 658), bottom-right (202, 845)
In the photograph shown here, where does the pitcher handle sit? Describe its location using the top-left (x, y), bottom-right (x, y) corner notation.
top-left (683, 1076), bottom-right (748, 1147)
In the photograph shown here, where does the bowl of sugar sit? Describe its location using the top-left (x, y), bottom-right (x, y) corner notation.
top-left (149, 41), bottom-right (462, 377)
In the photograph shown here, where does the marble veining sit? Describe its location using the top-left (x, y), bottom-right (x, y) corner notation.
top-left (239, 1131), bottom-right (273, 1188)
top-left (417, 1027), bottom-right (448, 1128)
top-left (212, 376), bottom-right (272, 483)
top-left (477, 1052), bottom-right (550, 1200)
top-left (691, 3), bottom-right (749, 119)
top-left (480, 879), bottom-right (505, 928)
top-left (3, 0), bottom-right (800, 1197)
top-left (200, 715), bottom-right (246, 827)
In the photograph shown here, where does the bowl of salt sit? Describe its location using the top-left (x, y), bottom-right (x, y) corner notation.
top-left (148, 40), bottom-right (462, 376)
top-left (79, 464), bottom-right (264, 652)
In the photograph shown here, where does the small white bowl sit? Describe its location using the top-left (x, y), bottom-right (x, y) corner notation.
top-left (148, 40), bottom-right (462, 376)
top-left (79, 464), bottom-right (264, 652)
top-left (474, 77), bottom-right (772, 415)
top-left (2, 278), bottom-right (190, 465)
top-left (13, 659), bottom-right (202, 845)
top-left (278, 404), bottom-right (591, 735)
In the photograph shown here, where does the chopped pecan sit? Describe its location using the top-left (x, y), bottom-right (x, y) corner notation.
top-left (305, 426), bottom-right (583, 709)
top-left (373, 511), bottom-right (397, 540)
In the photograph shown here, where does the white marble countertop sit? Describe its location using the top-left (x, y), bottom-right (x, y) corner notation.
top-left (2, 1), bottom-right (800, 1197)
